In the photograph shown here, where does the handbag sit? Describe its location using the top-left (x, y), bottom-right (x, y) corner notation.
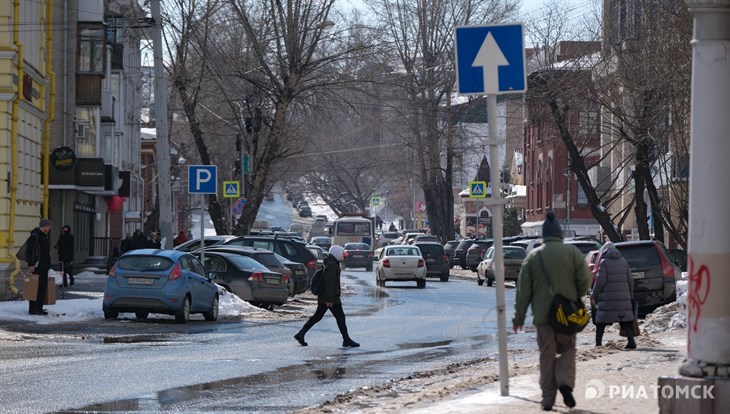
top-left (619, 301), bottom-right (641, 337)
top-left (537, 251), bottom-right (590, 335)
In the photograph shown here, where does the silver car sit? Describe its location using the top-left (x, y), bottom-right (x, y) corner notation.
top-left (375, 245), bottom-right (427, 288)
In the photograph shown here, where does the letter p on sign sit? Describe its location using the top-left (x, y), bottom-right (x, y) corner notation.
top-left (188, 165), bottom-right (218, 194)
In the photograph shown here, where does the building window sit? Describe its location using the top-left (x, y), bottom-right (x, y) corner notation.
top-left (577, 184), bottom-right (588, 205)
top-left (107, 16), bottom-right (124, 46)
top-left (75, 108), bottom-right (99, 157)
top-left (78, 25), bottom-right (106, 74)
top-left (579, 110), bottom-right (598, 136)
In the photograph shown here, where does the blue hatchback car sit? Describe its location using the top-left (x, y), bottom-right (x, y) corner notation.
top-left (103, 249), bottom-right (219, 323)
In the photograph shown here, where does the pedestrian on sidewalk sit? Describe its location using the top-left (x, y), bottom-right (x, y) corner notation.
top-left (294, 245), bottom-right (360, 348)
top-left (590, 242), bottom-right (636, 349)
top-left (55, 225), bottom-right (74, 287)
top-left (512, 211), bottom-right (592, 411)
top-left (25, 218), bottom-right (53, 315)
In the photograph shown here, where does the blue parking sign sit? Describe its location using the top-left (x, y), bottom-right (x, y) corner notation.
top-left (188, 165), bottom-right (218, 194)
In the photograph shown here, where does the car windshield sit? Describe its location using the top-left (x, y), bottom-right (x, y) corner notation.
top-left (617, 245), bottom-right (661, 267)
top-left (255, 252), bottom-right (284, 267)
top-left (387, 247), bottom-right (420, 256)
top-left (308, 247), bottom-right (323, 258)
top-left (345, 243), bottom-right (369, 251)
top-left (117, 255), bottom-right (174, 271)
top-left (504, 248), bottom-right (526, 259)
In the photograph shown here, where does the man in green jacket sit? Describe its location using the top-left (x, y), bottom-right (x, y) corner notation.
top-left (512, 211), bottom-right (592, 411)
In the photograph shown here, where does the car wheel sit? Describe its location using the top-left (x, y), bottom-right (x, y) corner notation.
top-left (469, 266), bottom-right (477, 272)
top-left (417, 279), bottom-right (426, 289)
top-left (440, 274), bottom-right (449, 282)
top-left (204, 295), bottom-right (219, 322)
top-left (487, 278), bottom-right (494, 287)
top-left (175, 296), bottom-right (191, 323)
top-left (477, 278), bottom-right (484, 286)
top-left (104, 310), bottom-right (118, 320)
top-left (135, 311), bottom-right (149, 319)
top-left (460, 265), bottom-right (467, 270)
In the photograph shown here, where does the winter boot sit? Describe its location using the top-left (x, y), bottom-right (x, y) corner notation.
top-left (294, 332), bottom-right (308, 346)
top-left (342, 338), bottom-right (360, 348)
top-left (595, 324), bottom-right (606, 347)
top-left (625, 330), bottom-right (637, 349)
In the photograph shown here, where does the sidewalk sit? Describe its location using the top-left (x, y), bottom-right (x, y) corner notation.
top-left (405, 330), bottom-right (687, 413)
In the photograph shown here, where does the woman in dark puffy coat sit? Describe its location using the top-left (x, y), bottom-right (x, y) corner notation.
top-left (590, 242), bottom-right (636, 349)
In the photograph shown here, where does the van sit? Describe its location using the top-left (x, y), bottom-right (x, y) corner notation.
top-left (288, 223), bottom-right (305, 238)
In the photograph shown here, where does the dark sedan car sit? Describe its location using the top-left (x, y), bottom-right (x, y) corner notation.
top-left (414, 242), bottom-right (449, 282)
top-left (453, 239), bottom-right (476, 269)
top-left (342, 242), bottom-right (374, 271)
top-left (466, 239), bottom-right (494, 272)
top-left (200, 251), bottom-right (288, 309)
top-left (443, 240), bottom-right (461, 268)
top-left (274, 253), bottom-right (309, 296)
top-left (222, 236), bottom-right (318, 278)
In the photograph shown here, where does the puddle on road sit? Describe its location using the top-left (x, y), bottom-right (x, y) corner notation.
top-left (397, 339), bottom-right (453, 350)
top-left (68, 356), bottom-right (368, 412)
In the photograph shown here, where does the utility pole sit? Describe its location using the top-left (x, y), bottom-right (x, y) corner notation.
top-left (151, 0), bottom-right (173, 248)
top-left (660, 1), bottom-right (730, 412)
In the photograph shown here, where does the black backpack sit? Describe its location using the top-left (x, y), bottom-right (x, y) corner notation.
top-left (310, 263), bottom-right (329, 295)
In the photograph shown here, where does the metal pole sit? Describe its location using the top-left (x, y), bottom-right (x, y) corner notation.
top-left (679, 0), bottom-right (730, 376)
top-left (566, 165), bottom-right (571, 235)
top-left (151, 0), bottom-right (173, 249)
top-left (200, 196), bottom-right (205, 266)
top-left (487, 94), bottom-right (509, 396)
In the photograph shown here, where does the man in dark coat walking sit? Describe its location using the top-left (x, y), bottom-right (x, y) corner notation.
top-left (26, 218), bottom-right (53, 315)
top-left (55, 225), bottom-right (74, 287)
top-left (132, 229), bottom-right (147, 250)
top-left (294, 245), bottom-right (360, 348)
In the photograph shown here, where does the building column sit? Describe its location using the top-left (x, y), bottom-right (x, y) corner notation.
top-left (680, 0), bottom-right (730, 375)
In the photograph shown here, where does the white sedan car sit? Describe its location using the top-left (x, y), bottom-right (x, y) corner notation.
top-left (375, 245), bottom-right (426, 288)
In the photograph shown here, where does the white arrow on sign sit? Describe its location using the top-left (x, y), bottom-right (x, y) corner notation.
top-left (471, 32), bottom-right (509, 94)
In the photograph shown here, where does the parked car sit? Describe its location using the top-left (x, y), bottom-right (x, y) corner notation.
top-left (172, 235), bottom-right (237, 252)
top-left (413, 235), bottom-right (440, 244)
top-left (585, 249), bottom-right (600, 273)
top-left (287, 223), bottom-right (305, 238)
top-left (443, 240), bottom-right (461, 268)
top-left (274, 253), bottom-right (309, 296)
top-left (466, 239), bottom-right (494, 272)
top-left (509, 238), bottom-right (542, 253)
top-left (200, 251), bottom-right (288, 309)
top-left (342, 242), bottom-right (374, 271)
top-left (375, 245), bottom-right (426, 288)
top-left (307, 244), bottom-right (326, 270)
top-left (402, 232), bottom-right (425, 245)
top-left (298, 205), bottom-right (312, 217)
top-left (310, 236), bottom-right (332, 251)
top-left (564, 239), bottom-right (602, 255)
top-left (453, 239), bottom-right (477, 269)
top-left (476, 246), bottom-right (527, 287)
top-left (413, 242), bottom-right (449, 282)
top-left (592, 240), bottom-right (680, 310)
top-left (103, 249), bottom-right (219, 323)
top-left (222, 235), bottom-right (318, 277)
top-left (376, 231), bottom-right (400, 248)
top-left (205, 245), bottom-right (307, 297)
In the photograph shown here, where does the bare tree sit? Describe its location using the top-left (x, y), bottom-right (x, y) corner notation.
top-left (364, 0), bottom-right (519, 242)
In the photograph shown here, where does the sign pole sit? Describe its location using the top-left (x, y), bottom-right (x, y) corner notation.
top-left (200, 196), bottom-right (205, 266)
top-left (487, 94), bottom-right (509, 396)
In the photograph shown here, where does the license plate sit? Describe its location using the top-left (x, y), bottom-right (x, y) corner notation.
top-left (265, 277), bottom-right (280, 285)
top-left (426, 258), bottom-right (435, 263)
top-left (632, 272), bottom-right (645, 279)
top-left (128, 277), bottom-right (154, 285)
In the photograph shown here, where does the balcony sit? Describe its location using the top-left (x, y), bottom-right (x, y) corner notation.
top-left (76, 74), bottom-right (102, 105)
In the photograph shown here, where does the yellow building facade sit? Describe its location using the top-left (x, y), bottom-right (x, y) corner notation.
top-left (0, 0), bottom-right (52, 299)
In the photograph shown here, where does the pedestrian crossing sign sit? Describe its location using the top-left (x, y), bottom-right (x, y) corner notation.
top-left (371, 196), bottom-right (381, 207)
top-left (469, 181), bottom-right (487, 198)
top-left (223, 181), bottom-right (240, 198)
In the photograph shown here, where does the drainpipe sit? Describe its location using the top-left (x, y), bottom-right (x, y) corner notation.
top-left (61, 0), bottom-right (68, 222)
top-left (6, 0), bottom-right (25, 295)
top-left (43, 0), bottom-right (54, 218)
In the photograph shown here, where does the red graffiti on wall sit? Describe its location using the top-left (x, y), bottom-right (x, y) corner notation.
top-left (687, 255), bottom-right (711, 353)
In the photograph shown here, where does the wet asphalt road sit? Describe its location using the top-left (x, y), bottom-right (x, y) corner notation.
top-left (0, 268), bottom-right (532, 414)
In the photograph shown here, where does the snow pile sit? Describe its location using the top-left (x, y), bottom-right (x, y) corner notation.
top-left (642, 274), bottom-right (688, 334)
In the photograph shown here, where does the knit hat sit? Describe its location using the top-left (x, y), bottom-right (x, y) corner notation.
top-left (39, 218), bottom-right (52, 228)
top-left (542, 211), bottom-right (563, 239)
top-left (329, 245), bottom-right (345, 261)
